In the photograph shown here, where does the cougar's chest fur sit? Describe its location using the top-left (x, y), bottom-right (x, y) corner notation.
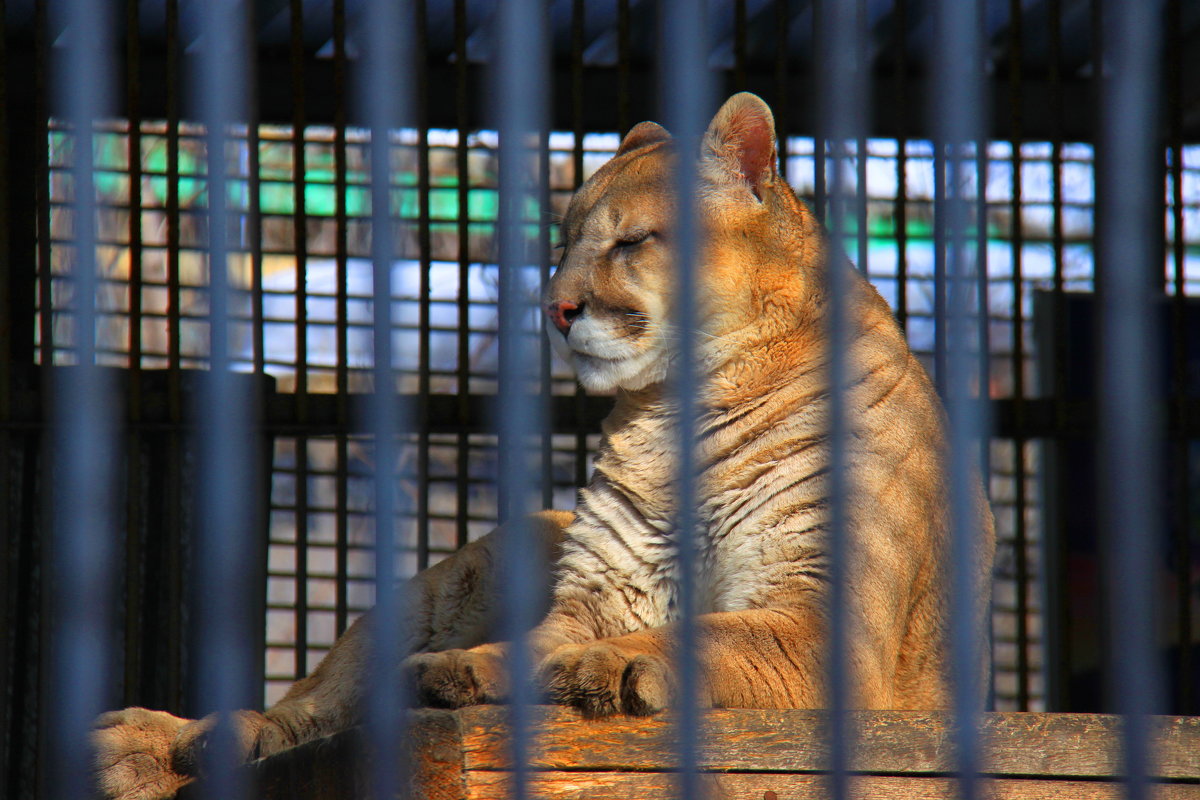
top-left (559, 369), bottom-right (833, 628)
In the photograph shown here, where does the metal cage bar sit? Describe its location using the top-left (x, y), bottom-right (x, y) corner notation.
top-left (494, 3), bottom-right (549, 798)
top-left (288, 0), bottom-right (311, 683)
top-left (660, 1), bottom-right (709, 796)
top-left (1097, 1), bottom-right (1165, 797)
top-left (933, 1), bottom-right (988, 799)
top-left (358, 0), bottom-right (411, 795)
top-left (452, 0), bottom-right (471, 553)
top-left (415, 0), bottom-right (433, 572)
top-left (818, 1), bottom-right (868, 799)
top-left (332, 0), bottom-right (351, 639)
top-left (192, 2), bottom-right (259, 797)
top-left (47, 1), bottom-right (118, 797)
top-left (1166, 0), bottom-right (1195, 719)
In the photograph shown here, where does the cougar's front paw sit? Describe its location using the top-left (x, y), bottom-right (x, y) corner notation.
top-left (404, 647), bottom-right (509, 708)
top-left (538, 642), bottom-right (674, 717)
top-left (91, 707), bottom-right (193, 800)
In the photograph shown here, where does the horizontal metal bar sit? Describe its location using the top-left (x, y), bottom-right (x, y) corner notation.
top-left (8, 387), bottom-right (1200, 441)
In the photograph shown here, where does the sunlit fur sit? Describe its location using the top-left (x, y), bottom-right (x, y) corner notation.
top-left (523, 93), bottom-right (995, 715)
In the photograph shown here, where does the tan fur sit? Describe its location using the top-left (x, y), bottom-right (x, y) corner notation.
top-left (413, 93), bottom-right (994, 716)
top-left (93, 94), bottom-right (994, 799)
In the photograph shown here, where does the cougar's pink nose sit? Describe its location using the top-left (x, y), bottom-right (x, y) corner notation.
top-left (545, 300), bottom-right (582, 335)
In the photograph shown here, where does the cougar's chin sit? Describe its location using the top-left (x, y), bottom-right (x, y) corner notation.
top-left (573, 348), bottom-right (667, 392)
top-left (548, 316), bottom-right (667, 393)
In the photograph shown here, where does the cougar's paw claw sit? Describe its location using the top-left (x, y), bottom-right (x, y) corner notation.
top-left (91, 707), bottom-right (194, 800)
top-left (404, 648), bottom-right (509, 708)
top-left (539, 644), bottom-right (674, 717)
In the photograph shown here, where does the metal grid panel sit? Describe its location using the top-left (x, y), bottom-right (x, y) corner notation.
top-left (35, 120), bottom-right (1200, 714)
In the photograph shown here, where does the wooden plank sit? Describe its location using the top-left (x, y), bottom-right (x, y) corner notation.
top-left (182, 710), bottom-right (468, 800)
top-left (451, 707), bottom-right (1200, 780)
top-left (248, 726), bottom-right (367, 800)
top-left (407, 708), bottom-right (468, 800)
top-left (466, 772), bottom-right (1200, 800)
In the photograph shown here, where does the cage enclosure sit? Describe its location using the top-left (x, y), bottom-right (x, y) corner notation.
top-left (1, 1), bottom-right (1199, 799)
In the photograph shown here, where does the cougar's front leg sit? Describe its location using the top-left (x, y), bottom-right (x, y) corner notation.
top-left (407, 555), bottom-right (667, 709)
top-left (94, 510), bottom-right (572, 798)
top-left (403, 513), bottom-right (590, 705)
top-left (537, 605), bottom-right (889, 716)
top-left (208, 509), bottom-right (572, 753)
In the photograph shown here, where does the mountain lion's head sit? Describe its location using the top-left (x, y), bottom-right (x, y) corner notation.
top-left (544, 92), bottom-right (820, 393)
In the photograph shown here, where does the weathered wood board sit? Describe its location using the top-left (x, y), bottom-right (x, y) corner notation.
top-left (187, 707), bottom-right (1200, 799)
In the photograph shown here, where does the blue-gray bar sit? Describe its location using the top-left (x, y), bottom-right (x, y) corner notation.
top-left (193, 1), bottom-right (256, 797)
top-left (1097, 1), bottom-right (1164, 798)
top-left (49, 0), bottom-right (118, 797)
top-left (660, 2), bottom-right (708, 798)
top-left (933, 0), bottom-right (988, 797)
top-left (494, 2), bottom-right (548, 798)
top-left (818, 0), bottom-right (867, 796)
top-left (357, 0), bottom-right (412, 797)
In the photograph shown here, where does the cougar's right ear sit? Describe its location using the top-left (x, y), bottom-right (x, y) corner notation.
top-left (702, 92), bottom-right (778, 201)
top-left (616, 121), bottom-right (671, 156)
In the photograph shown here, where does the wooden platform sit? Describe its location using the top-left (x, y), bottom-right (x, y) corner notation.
top-left (206, 707), bottom-right (1200, 799)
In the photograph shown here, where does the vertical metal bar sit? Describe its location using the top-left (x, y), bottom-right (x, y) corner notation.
top-left (0, 0), bottom-right (7, 408)
top-left (974, 0), bottom-right (993, 712)
top-left (494, 3), bottom-right (547, 798)
top-left (416, 0), bottom-right (432, 571)
top-left (1096, 1), bottom-right (1163, 795)
top-left (812, 0), bottom-right (826, 222)
top-left (127, 0), bottom-right (144, 377)
top-left (933, 145), bottom-right (947, 395)
top-left (290, 0), bottom-right (308, 398)
top-left (571, 0), bottom-right (588, 493)
top-left (818, 0), bottom-right (866, 797)
top-left (295, 431), bottom-right (310, 681)
top-left (1049, 0), bottom-right (1064, 376)
top-left (773, 0), bottom-right (788, 176)
top-left (453, 0), bottom-right (470, 552)
top-left (332, 0), bottom-right (350, 636)
top-left (1047, 0), bottom-right (1069, 714)
top-left (933, 0), bottom-right (987, 796)
top-left (249, 126), bottom-right (264, 379)
top-left (0, 0), bottom-right (8, 412)
top-left (47, 1), bottom-right (119, 797)
top-left (165, 0), bottom-right (180, 380)
top-left (163, 0), bottom-right (184, 711)
top-left (123, 0), bottom-right (146, 707)
top-left (1007, 0), bottom-right (1030, 712)
top-left (734, 0), bottom-right (747, 92)
top-left (538, 132), bottom-right (553, 510)
top-left (289, 0), bottom-right (310, 686)
top-left (0, 0), bottom-right (10, 770)
top-left (359, 0), bottom-right (411, 795)
top-left (193, 1), bottom-right (256, 795)
top-left (0, 0), bottom-right (10, 782)
top-left (660, 1), bottom-right (708, 797)
top-left (617, 0), bottom-right (631, 137)
top-left (894, 0), bottom-right (909, 332)
top-left (1166, 0), bottom-right (1192, 718)
top-left (35, 0), bottom-right (51, 368)
top-left (855, 0), bottom-right (868, 278)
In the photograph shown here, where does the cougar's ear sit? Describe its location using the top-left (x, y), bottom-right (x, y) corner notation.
top-left (702, 92), bottom-right (778, 200)
top-left (616, 121), bottom-right (671, 156)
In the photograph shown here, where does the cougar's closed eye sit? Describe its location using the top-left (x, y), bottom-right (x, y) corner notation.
top-left (614, 228), bottom-right (653, 248)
